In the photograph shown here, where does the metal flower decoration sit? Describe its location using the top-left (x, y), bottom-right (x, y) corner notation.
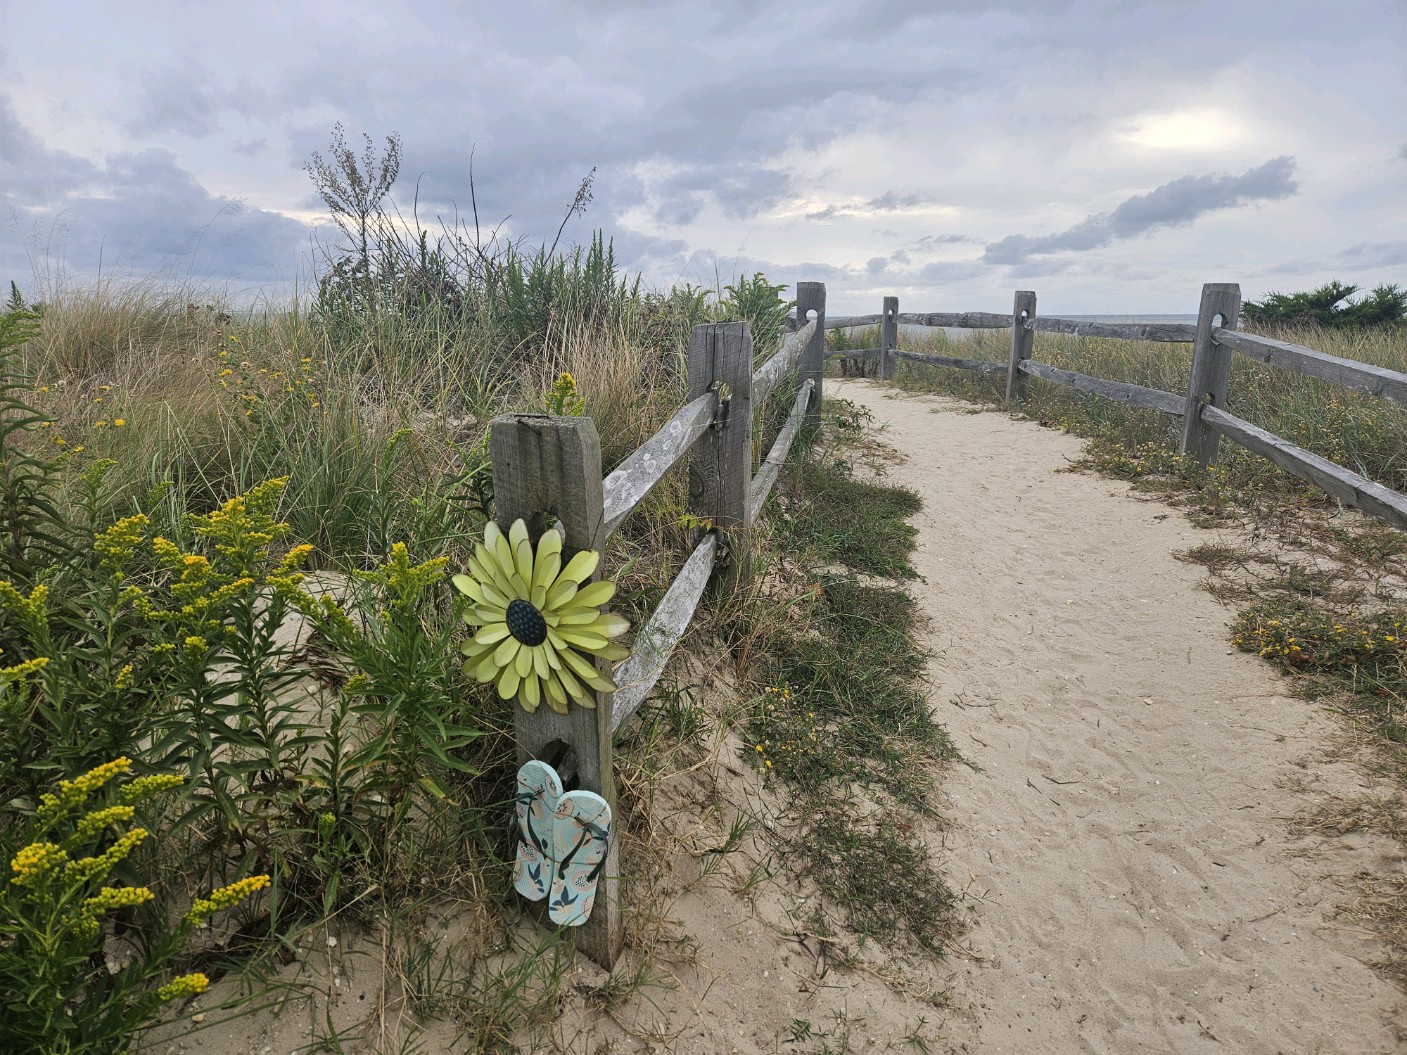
top-left (454, 520), bottom-right (629, 714)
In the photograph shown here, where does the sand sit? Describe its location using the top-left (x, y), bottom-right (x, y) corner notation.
top-left (834, 380), bottom-right (1405, 1053)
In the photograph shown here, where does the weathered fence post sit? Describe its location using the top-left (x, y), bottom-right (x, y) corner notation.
top-left (878, 295), bottom-right (898, 381)
top-left (1180, 283), bottom-right (1242, 467)
top-left (1005, 291), bottom-right (1037, 405)
top-left (687, 322), bottom-right (753, 595)
top-left (796, 281), bottom-right (826, 427)
top-left (489, 414), bottom-right (621, 967)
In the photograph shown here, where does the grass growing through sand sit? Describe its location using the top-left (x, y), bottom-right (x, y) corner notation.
top-left (743, 405), bottom-right (961, 955)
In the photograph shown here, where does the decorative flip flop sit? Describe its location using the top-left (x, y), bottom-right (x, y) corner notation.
top-left (512, 760), bottom-right (564, 902)
top-left (547, 790), bottom-right (612, 927)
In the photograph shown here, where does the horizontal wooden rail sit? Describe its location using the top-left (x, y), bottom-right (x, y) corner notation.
top-left (753, 318), bottom-right (817, 406)
top-left (1019, 360), bottom-right (1185, 415)
top-left (826, 348), bottom-right (880, 358)
top-left (1027, 318), bottom-right (1196, 343)
top-left (601, 393), bottom-right (714, 538)
top-left (1213, 329), bottom-right (1407, 409)
top-left (892, 348), bottom-right (1007, 375)
top-left (610, 533), bottom-right (718, 736)
top-left (826, 311), bottom-right (1014, 329)
top-left (1200, 405), bottom-right (1407, 531)
top-left (751, 379), bottom-right (814, 522)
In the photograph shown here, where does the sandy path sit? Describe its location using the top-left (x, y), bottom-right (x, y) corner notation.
top-left (834, 382), bottom-right (1406, 1055)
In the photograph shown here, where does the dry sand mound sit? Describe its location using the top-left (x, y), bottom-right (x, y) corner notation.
top-left (836, 380), bottom-right (1405, 1054)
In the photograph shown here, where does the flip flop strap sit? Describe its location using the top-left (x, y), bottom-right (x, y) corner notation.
top-left (514, 790), bottom-right (552, 856)
top-left (556, 821), bottom-right (610, 886)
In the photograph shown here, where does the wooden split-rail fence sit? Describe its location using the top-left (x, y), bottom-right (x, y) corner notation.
top-left (825, 282), bottom-right (1407, 529)
top-left (492, 279), bottom-right (1407, 966)
top-left (488, 282), bottom-right (827, 965)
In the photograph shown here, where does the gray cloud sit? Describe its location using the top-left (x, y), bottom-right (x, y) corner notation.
top-left (983, 157), bottom-right (1299, 265)
top-left (806, 191), bottom-right (935, 222)
top-left (124, 64), bottom-right (270, 139)
top-left (1334, 240), bottom-right (1407, 269)
top-left (1399, 143), bottom-right (1407, 161)
top-left (2, 93), bottom-right (309, 284)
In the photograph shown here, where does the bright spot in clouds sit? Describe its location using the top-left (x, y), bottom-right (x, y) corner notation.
top-left (1116, 107), bottom-right (1252, 153)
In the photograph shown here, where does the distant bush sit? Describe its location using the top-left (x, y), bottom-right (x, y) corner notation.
top-left (1243, 280), bottom-right (1406, 330)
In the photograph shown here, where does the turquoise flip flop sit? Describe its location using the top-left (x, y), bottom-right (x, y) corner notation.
top-left (547, 790), bottom-right (612, 927)
top-left (513, 760), bottom-right (563, 902)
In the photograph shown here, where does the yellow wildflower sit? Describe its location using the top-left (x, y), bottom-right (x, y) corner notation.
top-left (10, 842), bottom-right (69, 886)
top-left (157, 973), bottom-right (210, 1001)
top-left (185, 874), bottom-right (272, 925)
top-left (82, 885), bottom-right (155, 915)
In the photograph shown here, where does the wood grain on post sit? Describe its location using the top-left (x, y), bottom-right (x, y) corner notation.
top-left (686, 322), bottom-right (753, 595)
top-left (489, 413), bottom-right (621, 968)
top-left (878, 296), bottom-right (898, 381)
top-left (1005, 291), bottom-right (1037, 405)
top-left (796, 282), bottom-right (826, 428)
top-left (1180, 283), bottom-right (1242, 466)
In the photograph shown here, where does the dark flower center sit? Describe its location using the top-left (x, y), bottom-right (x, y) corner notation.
top-left (506, 598), bottom-right (548, 646)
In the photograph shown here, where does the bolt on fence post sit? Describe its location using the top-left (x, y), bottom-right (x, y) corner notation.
top-left (489, 413), bottom-right (622, 968)
top-left (686, 321), bottom-right (754, 595)
top-left (879, 295), bottom-right (898, 381)
top-left (1180, 283), bottom-right (1242, 468)
top-left (796, 281), bottom-right (826, 428)
top-left (1005, 291), bottom-right (1037, 405)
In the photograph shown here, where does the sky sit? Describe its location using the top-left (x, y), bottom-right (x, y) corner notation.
top-left (1, 0), bottom-right (1404, 315)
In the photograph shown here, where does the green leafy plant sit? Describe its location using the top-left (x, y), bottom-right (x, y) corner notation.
top-left (720, 272), bottom-right (793, 355)
top-left (1243, 281), bottom-right (1407, 330)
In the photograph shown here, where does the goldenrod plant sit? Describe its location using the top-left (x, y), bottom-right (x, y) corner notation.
top-left (1, 758), bottom-right (268, 1054)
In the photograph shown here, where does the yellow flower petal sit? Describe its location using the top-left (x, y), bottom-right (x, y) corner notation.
top-left (598, 641), bottom-right (631, 662)
top-left (532, 645), bottom-right (551, 682)
top-left (522, 673), bottom-right (541, 711)
top-left (451, 574), bottom-right (483, 602)
top-left (514, 645), bottom-right (533, 678)
top-left (509, 520), bottom-right (534, 584)
top-left (569, 580), bottom-right (616, 609)
top-left (531, 584), bottom-right (548, 609)
top-left (533, 531), bottom-right (562, 592)
top-left (558, 610), bottom-right (605, 626)
top-left (474, 543), bottom-right (516, 599)
top-left (546, 579), bottom-right (578, 609)
top-left (556, 628), bottom-right (609, 651)
top-left (555, 550), bottom-right (600, 588)
top-left (496, 665), bottom-right (521, 700)
top-left (595, 613), bottom-right (631, 638)
top-left (473, 605), bottom-right (506, 625)
top-left (543, 671), bottom-right (569, 711)
top-left (474, 623), bottom-right (512, 646)
top-left (493, 636), bottom-right (521, 667)
top-left (556, 642), bottom-right (616, 692)
top-left (484, 520), bottom-right (505, 552)
top-left (491, 534), bottom-right (515, 586)
top-left (475, 653), bottom-right (499, 683)
top-left (554, 661), bottom-right (589, 705)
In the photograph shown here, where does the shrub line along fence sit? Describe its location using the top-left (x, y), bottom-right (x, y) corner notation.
top-left (490, 278), bottom-right (1407, 967)
top-left (487, 282), bottom-right (824, 965)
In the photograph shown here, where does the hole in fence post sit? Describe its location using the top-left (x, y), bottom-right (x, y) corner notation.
top-left (1006, 290), bottom-right (1037, 406)
top-left (537, 739), bottom-right (580, 788)
top-left (1180, 283), bottom-right (1241, 467)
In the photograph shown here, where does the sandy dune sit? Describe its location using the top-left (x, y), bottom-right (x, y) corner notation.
top-left (835, 381), bottom-right (1405, 1054)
